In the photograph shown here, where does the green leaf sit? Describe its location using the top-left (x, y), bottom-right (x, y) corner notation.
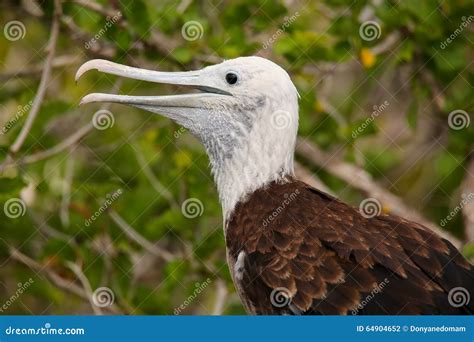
top-left (171, 47), bottom-right (193, 64)
top-left (121, 0), bottom-right (151, 38)
top-left (463, 243), bottom-right (474, 261)
top-left (406, 99), bottom-right (418, 130)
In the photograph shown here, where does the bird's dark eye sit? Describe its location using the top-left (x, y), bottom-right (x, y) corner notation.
top-left (225, 72), bottom-right (238, 85)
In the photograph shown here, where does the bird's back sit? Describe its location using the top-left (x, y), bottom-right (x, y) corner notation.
top-left (225, 179), bottom-right (474, 315)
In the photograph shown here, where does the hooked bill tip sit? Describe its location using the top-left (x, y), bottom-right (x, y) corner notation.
top-left (79, 93), bottom-right (100, 106)
top-left (75, 59), bottom-right (113, 82)
top-left (78, 97), bottom-right (88, 106)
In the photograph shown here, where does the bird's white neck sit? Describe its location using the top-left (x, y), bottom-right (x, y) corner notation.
top-left (206, 113), bottom-right (297, 223)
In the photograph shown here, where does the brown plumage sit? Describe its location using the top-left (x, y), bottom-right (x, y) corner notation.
top-left (226, 178), bottom-right (474, 315)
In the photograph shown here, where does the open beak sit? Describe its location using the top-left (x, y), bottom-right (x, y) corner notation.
top-left (75, 59), bottom-right (231, 120)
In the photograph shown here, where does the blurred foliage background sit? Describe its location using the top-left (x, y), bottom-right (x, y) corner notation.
top-left (0, 0), bottom-right (473, 314)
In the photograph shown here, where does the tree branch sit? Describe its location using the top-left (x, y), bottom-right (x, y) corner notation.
top-left (108, 209), bottom-right (176, 262)
top-left (211, 279), bottom-right (228, 315)
top-left (296, 138), bottom-right (461, 247)
top-left (0, 55), bottom-right (81, 81)
top-left (59, 148), bottom-right (75, 227)
top-left (295, 161), bottom-right (335, 196)
top-left (133, 144), bottom-right (179, 209)
top-left (1, 80), bottom-right (122, 173)
top-left (462, 157), bottom-right (474, 243)
top-left (9, 0), bottom-right (62, 155)
top-left (66, 261), bottom-right (102, 315)
top-left (9, 247), bottom-right (122, 314)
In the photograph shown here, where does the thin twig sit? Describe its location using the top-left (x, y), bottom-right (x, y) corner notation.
top-left (9, 0), bottom-right (62, 155)
top-left (72, 0), bottom-right (118, 18)
top-left (108, 209), bottom-right (176, 262)
top-left (295, 161), bottom-right (335, 196)
top-left (60, 147), bottom-right (76, 227)
top-left (9, 247), bottom-right (122, 314)
top-left (9, 123), bottom-right (93, 169)
top-left (0, 55), bottom-right (81, 81)
top-left (70, 0), bottom-right (178, 62)
top-left (318, 97), bottom-right (347, 127)
top-left (296, 138), bottom-right (461, 247)
top-left (66, 261), bottom-right (102, 315)
top-left (133, 144), bottom-right (179, 209)
top-left (211, 279), bottom-right (228, 315)
top-left (371, 32), bottom-right (400, 56)
top-left (462, 157), bottom-right (474, 243)
top-left (29, 211), bottom-right (77, 246)
top-left (1, 80), bottom-right (122, 172)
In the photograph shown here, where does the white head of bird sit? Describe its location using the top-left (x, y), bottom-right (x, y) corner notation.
top-left (77, 56), bottom-right (299, 220)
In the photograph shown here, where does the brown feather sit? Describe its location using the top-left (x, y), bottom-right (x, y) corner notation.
top-left (226, 179), bottom-right (474, 315)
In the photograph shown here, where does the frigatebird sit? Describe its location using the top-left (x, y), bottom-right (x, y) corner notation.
top-left (76, 57), bottom-right (474, 315)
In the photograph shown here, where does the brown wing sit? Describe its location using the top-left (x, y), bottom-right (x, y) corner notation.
top-left (226, 180), bottom-right (474, 315)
